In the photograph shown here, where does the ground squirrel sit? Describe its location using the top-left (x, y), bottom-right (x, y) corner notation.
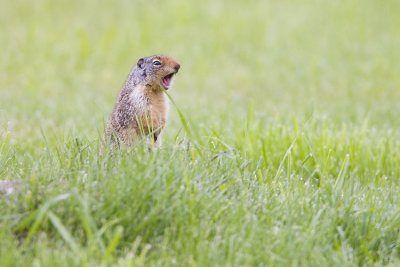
top-left (106, 54), bottom-right (181, 147)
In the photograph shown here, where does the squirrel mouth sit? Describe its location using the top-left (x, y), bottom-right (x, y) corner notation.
top-left (161, 73), bottom-right (175, 90)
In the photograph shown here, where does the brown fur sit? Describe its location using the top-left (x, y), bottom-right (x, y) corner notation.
top-left (106, 54), bottom-right (180, 147)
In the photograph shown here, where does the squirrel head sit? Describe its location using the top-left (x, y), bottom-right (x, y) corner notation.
top-left (135, 55), bottom-right (180, 91)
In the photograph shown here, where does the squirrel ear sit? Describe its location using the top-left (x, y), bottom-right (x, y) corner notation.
top-left (137, 58), bottom-right (144, 69)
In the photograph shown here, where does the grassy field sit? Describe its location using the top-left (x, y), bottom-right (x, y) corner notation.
top-left (1, 0), bottom-right (400, 266)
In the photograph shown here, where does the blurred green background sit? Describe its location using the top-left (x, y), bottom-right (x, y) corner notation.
top-left (1, 0), bottom-right (399, 145)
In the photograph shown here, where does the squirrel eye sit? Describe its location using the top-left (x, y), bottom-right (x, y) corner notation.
top-left (152, 60), bottom-right (162, 66)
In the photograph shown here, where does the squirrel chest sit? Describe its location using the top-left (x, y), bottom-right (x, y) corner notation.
top-left (129, 85), bottom-right (169, 134)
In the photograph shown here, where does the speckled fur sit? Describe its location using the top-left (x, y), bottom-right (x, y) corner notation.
top-left (106, 54), bottom-right (180, 147)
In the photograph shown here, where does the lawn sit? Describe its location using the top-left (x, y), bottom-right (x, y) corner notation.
top-left (1, 0), bottom-right (400, 266)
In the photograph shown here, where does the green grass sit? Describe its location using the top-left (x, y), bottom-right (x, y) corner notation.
top-left (1, 0), bottom-right (400, 266)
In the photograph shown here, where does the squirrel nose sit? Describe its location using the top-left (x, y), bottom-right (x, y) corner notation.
top-left (174, 64), bottom-right (180, 72)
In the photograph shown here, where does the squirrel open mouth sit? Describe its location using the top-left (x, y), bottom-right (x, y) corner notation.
top-left (161, 73), bottom-right (175, 90)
